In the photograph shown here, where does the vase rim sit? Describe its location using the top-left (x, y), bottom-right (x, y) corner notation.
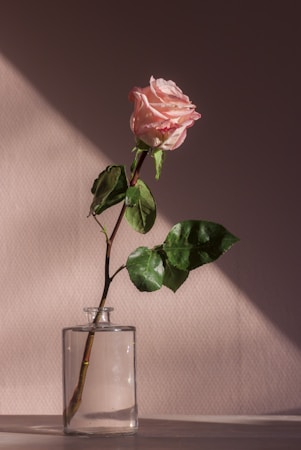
top-left (83, 306), bottom-right (114, 312)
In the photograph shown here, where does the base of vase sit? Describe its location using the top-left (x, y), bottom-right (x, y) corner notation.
top-left (64, 425), bottom-right (138, 437)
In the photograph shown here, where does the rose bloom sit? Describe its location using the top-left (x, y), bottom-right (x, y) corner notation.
top-left (129, 76), bottom-right (201, 151)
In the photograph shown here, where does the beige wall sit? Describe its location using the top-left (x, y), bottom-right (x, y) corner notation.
top-left (1, 1), bottom-right (301, 415)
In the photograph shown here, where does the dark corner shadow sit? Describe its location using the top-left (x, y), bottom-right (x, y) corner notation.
top-left (1, 1), bottom-right (301, 348)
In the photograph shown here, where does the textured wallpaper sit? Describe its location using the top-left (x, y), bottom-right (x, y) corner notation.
top-left (1, 1), bottom-right (301, 417)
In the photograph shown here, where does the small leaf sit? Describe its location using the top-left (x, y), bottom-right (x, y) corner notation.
top-left (163, 220), bottom-right (239, 271)
top-left (152, 149), bottom-right (165, 180)
top-left (126, 246), bottom-right (164, 292)
top-left (125, 179), bottom-right (156, 233)
top-left (131, 145), bottom-right (150, 173)
top-left (90, 165), bottom-right (128, 215)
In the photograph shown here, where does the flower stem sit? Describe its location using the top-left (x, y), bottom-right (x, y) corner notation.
top-left (64, 149), bottom-right (148, 425)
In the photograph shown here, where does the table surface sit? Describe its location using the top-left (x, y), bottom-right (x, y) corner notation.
top-left (1, 415), bottom-right (301, 449)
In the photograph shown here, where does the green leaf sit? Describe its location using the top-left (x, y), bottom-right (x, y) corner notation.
top-left (125, 179), bottom-right (156, 233)
top-left (131, 144), bottom-right (150, 174)
top-left (162, 258), bottom-right (189, 292)
top-left (125, 186), bottom-right (140, 207)
top-left (126, 246), bottom-right (164, 292)
top-left (152, 149), bottom-right (165, 180)
top-left (163, 220), bottom-right (239, 271)
top-left (90, 165), bottom-right (128, 215)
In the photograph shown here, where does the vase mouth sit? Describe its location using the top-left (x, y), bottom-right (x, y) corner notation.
top-left (83, 306), bottom-right (114, 325)
top-left (83, 306), bottom-right (114, 313)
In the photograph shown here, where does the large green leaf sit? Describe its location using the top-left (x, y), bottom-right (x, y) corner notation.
top-left (163, 220), bottom-right (239, 271)
top-left (162, 258), bottom-right (189, 292)
top-left (126, 246), bottom-right (164, 292)
top-left (125, 179), bottom-right (156, 234)
top-left (125, 185), bottom-right (140, 207)
top-left (90, 165), bottom-right (128, 215)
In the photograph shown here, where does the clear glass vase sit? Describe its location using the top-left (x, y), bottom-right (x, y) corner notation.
top-left (62, 307), bottom-right (138, 436)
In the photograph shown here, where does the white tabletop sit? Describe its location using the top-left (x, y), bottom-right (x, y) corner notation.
top-left (1, 415), bottom-right (301, 449)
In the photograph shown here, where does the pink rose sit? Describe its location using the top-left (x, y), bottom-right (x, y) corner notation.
top-left (129, 76), bottom-right (201, 151)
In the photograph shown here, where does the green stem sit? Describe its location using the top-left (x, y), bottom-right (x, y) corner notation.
top-left (64, 149), bottom-right (148, 424)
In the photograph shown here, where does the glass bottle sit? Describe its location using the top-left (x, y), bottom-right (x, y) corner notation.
top-left (62, 307), bottom-right (138, 436)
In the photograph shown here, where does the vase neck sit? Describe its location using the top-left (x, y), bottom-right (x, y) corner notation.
top-left (84, 307), bottom-right (114, 325)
